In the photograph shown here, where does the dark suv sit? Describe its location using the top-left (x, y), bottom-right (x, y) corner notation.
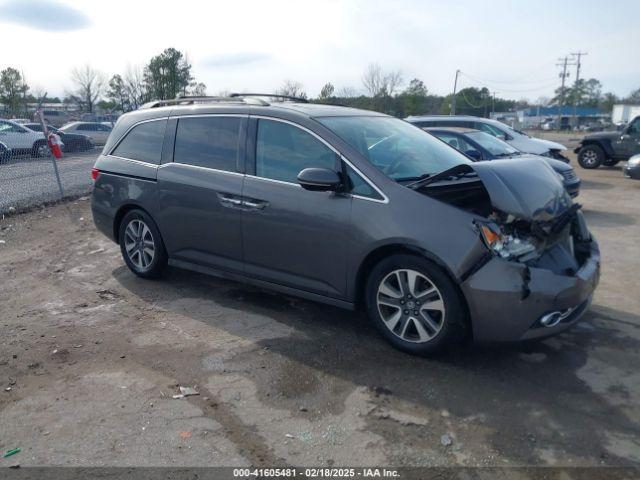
top-left (91, 95), bottom-right (600, 355)
top-left (575, 116), bottom-right (640, 169)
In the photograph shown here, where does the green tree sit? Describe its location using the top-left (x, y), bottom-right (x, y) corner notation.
top-left (144, 48), bottom-right (194, 100)
top-left (626, 87), bottom-right (640, 104)
top-left (0, 67), bottom-right (29, 115)
top-left (403, 78), bottom-right (427, 97)
top-left (319, 82), bottom-right (335, 100)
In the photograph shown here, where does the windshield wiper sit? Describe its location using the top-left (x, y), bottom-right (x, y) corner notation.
top-left (395, 173), bottom-right (432, 183)
top-left (406, 164), bottom-right (475, 189)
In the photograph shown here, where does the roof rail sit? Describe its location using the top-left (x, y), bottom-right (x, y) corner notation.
top-left (140, 96), bottom-right (245, 109)
top-left (230, 93), bottom-right (309, 104)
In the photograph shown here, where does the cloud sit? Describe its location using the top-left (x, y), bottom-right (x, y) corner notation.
top-left (200, 52), bottom-right (271, 68)
top-left (0, 0), bottom-right (91, 31)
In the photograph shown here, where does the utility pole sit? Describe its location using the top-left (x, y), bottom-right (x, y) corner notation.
top-left (556, 56), bottom-right (573, 131)
top-left (571, 51), bottom-right (587, 130)
top-left (451, 69), bottom-right (460, 115)
top-left (491, 91), bottom-right (497, 117)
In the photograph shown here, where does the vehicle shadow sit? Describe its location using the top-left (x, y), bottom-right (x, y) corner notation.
top-left (114, 265), bottom-right (640, 466)
top-left (580, 179), bottom-right (614, 190)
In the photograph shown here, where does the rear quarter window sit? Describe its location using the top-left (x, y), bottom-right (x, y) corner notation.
top-left (111, 119), bottom-right (166, 164)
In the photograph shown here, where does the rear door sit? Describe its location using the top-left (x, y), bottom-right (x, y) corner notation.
top-left (156, 115), bottom-right (247, 273)
top-left (241, 117), bottom-right (351, 298)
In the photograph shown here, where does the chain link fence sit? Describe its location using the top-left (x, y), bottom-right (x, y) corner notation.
top-left (0, 114), bottom-right (108, 214)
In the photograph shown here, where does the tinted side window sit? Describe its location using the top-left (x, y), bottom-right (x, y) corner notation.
top-left (174, 116), bottom-right (241, 172)
top-left (345, 165), bottom-right (382, 200)
top-left (79, 124), bottom-right (95, 131)
top-left (256, 119), bottom-right (335, 183)
top-left (432, 132), bottom-right (473, 152)
top-left (112, 119), bottom-right (166, 164)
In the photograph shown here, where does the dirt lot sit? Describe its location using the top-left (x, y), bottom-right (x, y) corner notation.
top-left (1, 152), bottom-right (639, 469)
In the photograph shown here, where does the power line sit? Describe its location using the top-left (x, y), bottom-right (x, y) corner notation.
top-left (458, 71), bottom-right (559, 93)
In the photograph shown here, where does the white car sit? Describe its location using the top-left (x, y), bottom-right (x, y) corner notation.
top-left (60, 122), bottom-right (112, 145)
top-left (406, 115), bottom-right (570, 161)
top-left (0, 119), bottom-right (48, 156)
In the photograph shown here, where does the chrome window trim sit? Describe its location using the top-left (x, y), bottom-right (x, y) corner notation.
top-left (158, 161), bottom-right (245, 178)
top-left (249, 115), bottom-right (389, 204)
top-left (106, 154), bottom-right (159, 169)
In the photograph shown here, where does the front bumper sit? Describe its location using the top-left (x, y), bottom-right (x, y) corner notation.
top-left (461, 239), bottom-right (600, 342)
top-left (565, 178), bottom-right (581, 198)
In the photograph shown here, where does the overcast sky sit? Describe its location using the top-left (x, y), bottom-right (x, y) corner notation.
top-left (1, 0), bottom-right (638, 101)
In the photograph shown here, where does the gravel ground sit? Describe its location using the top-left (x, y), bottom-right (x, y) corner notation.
top-left (0, 150), bottom-right (639, 474)
top-left (0, 151), bottom-right (97, 214)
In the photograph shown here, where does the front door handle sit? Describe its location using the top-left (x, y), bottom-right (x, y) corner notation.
top-left (218, 193), bottom-right (243, 208)
top-left (242, 199), bottom-right (269, 210)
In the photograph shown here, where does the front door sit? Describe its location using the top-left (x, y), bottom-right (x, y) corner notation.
top-left (241, 117), bottom-right (351, 298)
top-left (615, 117), bottom-right (640, 158)
top-left (157, 115), bottom-right (247, 273)
top-left (0, 121), bottom-right (31, 149)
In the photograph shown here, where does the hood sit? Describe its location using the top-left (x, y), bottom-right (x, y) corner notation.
top-left (533, 137), bottom-right (567, 151)
top-left (513, 154), bottom-right (572, 173)
top-left (470, 158), bottom-right (572, 222)
top-left (582, 131), bottom-right (618, 141)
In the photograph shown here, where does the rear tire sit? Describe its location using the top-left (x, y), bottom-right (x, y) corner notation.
top-left (578, 144), bottom-right (604, 169)
top-left (365, 254), bottom-right (467, 356)
top-left (118, 210), bottom-right (167, 279)
top-left (31, 140), bottom-right (49, 158)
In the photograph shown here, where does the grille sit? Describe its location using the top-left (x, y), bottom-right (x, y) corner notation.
top-left (562, 170), bottom-right (578, 182)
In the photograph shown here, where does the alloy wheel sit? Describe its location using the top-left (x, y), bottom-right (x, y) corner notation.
top-left (376, 269), bottom-right (446, 343)
top-left (124, 219), bottom-right (155, 270)
top-left (582, 149), bottom-right (598, 166)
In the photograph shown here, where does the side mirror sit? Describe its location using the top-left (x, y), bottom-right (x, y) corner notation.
top-left (465, 149), bottom-right (482, 161)
top-left (297, 167), bottom-right (341, 192)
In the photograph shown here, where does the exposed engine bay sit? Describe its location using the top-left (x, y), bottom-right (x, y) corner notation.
top-left (412, 160), bottom-right (593, 274)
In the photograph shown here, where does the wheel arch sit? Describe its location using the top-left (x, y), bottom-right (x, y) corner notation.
top-left (581, 139), bottom-right (613, 158)
top-left (356, 243), bottom-right (466, 306)
top-left (113, 203), bottom-right (155, 244)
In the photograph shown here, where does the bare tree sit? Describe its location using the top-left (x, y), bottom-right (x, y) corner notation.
top-left (362, 63), bottom-right (384, 97)
top-left (70, 65), bottom-right (105, 113)
top-left (336, 86), bottom-right (359, 98)
top-left (123, 65), bottom-right (147, 109)
top-left (275, 80), bottom-right (306, 99)
top-left (362, 63), bottom-right (403, 97)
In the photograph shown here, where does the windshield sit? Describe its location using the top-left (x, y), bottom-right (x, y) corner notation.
top-left (466, 131), bottom-right (520, 156)
top-left (318, 116), bottom-right (471, 181)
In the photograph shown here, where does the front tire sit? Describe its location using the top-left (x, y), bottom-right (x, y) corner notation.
top-left (365, 254), bottom-right (467, 356)
top-left (578, 144), bottom-right (604, 169)
top-left (118, 210), bottom-right (167, 279)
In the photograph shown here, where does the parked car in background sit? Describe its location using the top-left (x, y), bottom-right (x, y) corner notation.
top-left (60, 122), bottom-right (112, 145)
top-left (91, 96), bottom-right (599, 355)
top-left (426, 127), bottom-right (581, 197)
top-left (0, 119), bottom-right (48, 156)
top-left (24, 123), bottom-right (93, 152)
top-left (407, 115), bottom-right (570, 161)
top-left (575, 116), bottom-right (640, 169)
top-left (0, 141), bottom-right (11, 163)
top-left (624, 154), bottom-right (640, 180)
top-left (9, 118), bottom-right (31, 125)
top-left (39, 109), bottom-right (72, 127)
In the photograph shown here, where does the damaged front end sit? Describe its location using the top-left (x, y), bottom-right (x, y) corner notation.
top-left (414, 158), bottom-right (600, 342)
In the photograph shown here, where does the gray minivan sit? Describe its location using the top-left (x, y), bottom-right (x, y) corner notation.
top-left (91, 95), bottom-right (600, 355)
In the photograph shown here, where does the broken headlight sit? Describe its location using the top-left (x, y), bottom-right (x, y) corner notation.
top-left (478, 221), bottom-right (538, 260)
